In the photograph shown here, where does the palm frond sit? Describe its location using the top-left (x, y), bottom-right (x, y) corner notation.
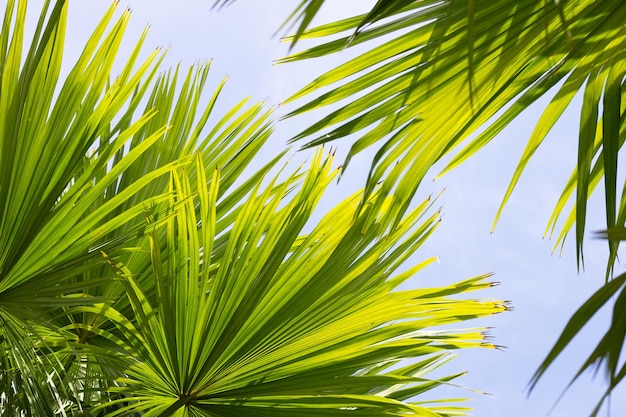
top-left (279, 0), bottom-right (626, 269)
top-left (90, 150), bottom-right (507, 417)
top-left (277, 0), bottom-right (626, 412)
top-left (0, 0), bottom-right (165, 301)
top-left (0, 0), bottom-right (278, 413)
top-left (530, 269), bottom-right (626, 417)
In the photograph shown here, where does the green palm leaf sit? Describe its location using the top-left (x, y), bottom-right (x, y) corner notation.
top-left (0, 0), bottom-right (166, 411)
top-left (89, 150), bottom-right (507, 416)
top-left (278, 0), bottom-right (626, 266)
top-left (272, 1), bottom-right (626, 410)
top-left (0, 0), bottom-right (278, 413)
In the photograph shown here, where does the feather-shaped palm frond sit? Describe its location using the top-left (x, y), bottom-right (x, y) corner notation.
top-left (273, 0), bottom-right (626, 412)
top-left (279, 0), bottom-right (626, 270)
top-left (529, 226), bottom-right (626, 417)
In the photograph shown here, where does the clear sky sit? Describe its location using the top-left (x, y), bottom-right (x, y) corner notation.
top-left (24, 1), bottom-right (625, 415)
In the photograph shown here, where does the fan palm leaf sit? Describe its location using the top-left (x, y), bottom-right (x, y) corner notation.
top-left (84, 149), bottom-right (507, 416)
top-left (0, 0), bottom-right (277, 412)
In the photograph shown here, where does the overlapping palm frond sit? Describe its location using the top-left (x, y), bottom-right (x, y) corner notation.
top-left (0, 1), bottom-right (507, 415)
top-left (83, 149), bottom-right (507, 417)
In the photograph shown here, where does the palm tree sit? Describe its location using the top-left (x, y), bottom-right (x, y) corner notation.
top-left (229, 0), bottom-right (625, 414)
top-left (0, 1), bottom-right (505, 415)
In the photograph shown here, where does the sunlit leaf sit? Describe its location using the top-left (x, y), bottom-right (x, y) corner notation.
top-left (94, 151), bottom-right (507, 417)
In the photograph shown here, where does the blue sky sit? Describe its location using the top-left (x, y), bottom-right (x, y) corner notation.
top-left (26, 1), bottom-right (625, 415)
